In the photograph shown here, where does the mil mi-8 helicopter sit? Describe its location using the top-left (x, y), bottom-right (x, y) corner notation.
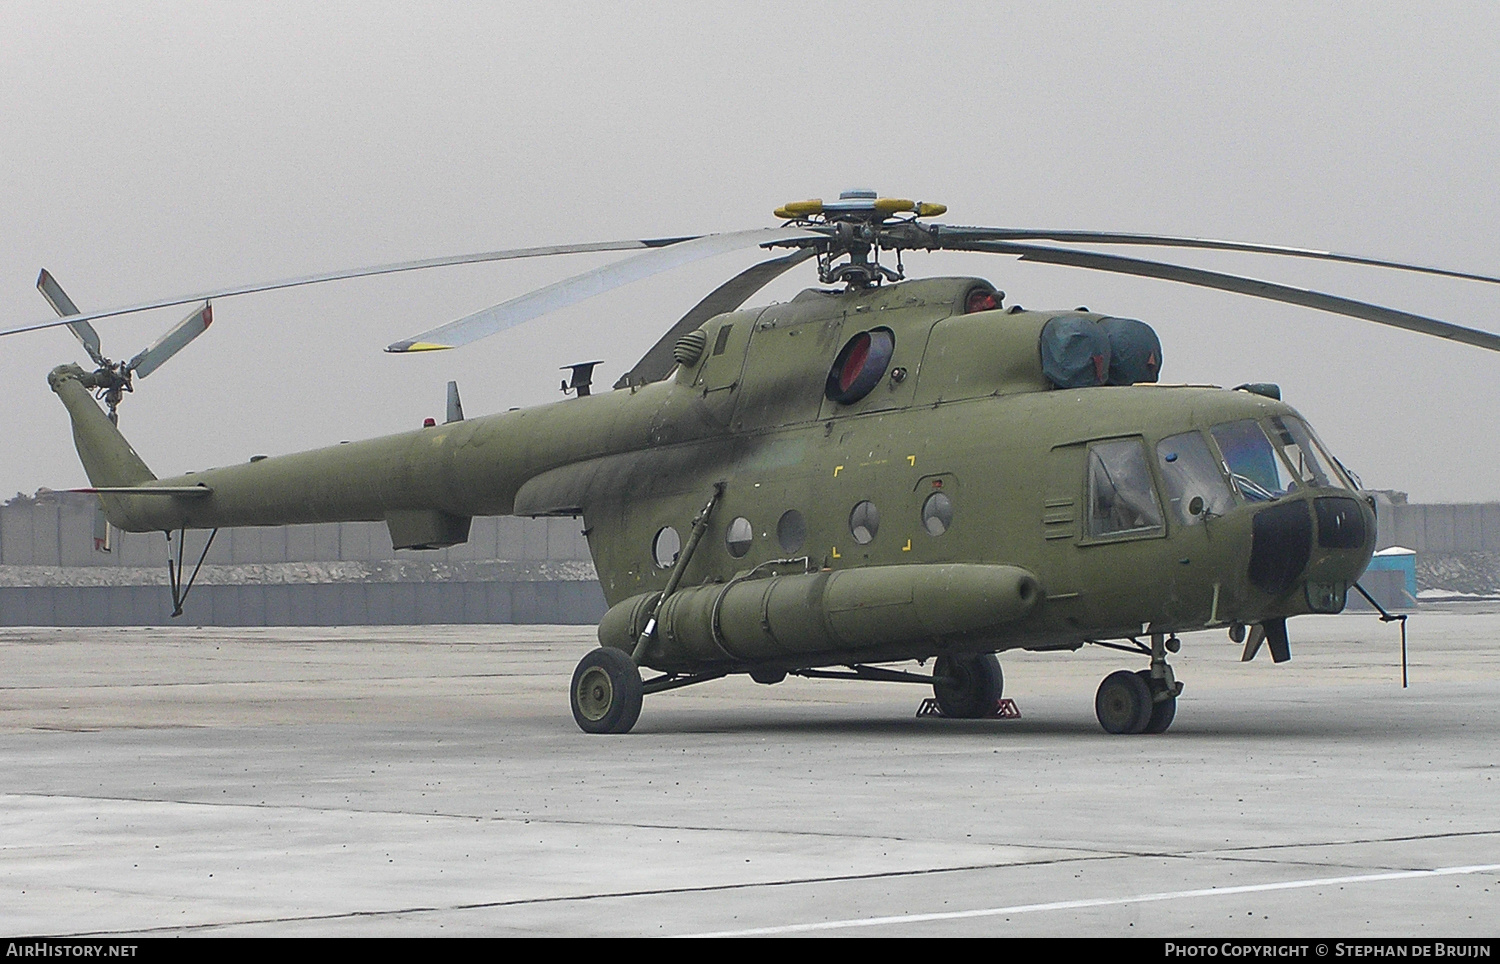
top-left (8, 190), bottom-right (1500, 735)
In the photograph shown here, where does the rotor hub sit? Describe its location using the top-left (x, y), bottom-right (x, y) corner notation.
top-left (773, 190), bottom-right (947, 290)
top-left (773, 189), bottom-right (947, 225)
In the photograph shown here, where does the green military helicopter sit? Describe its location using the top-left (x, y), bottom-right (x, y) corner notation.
top-left (10, 191), bottom-right (1500, 735)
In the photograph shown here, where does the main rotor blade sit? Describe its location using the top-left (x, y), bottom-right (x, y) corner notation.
top-left (2, 236), bottom-right (702, 341)
top-left (387, 227), bottom-right (818, 353)
top-left (36, 269), bottom-right (107, 366)
top-left (933, 227), bottom-right (1500, 287)
top-left (954, 239), bottom-right (1500, 352)
top-left (615, 247), bottom-right (819, 388)
top-left (128, 302), bottom-right (213, 378)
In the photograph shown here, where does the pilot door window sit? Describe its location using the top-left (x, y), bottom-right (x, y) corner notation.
top-left (1086, 438), bottom-right (1165, 539)
top-left (1156, 431), bottom-right (1235, 525)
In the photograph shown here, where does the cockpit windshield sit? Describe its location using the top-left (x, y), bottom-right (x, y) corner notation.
top-left (1211, 416), bottom-right (1354, 502)
top-left (1211, 419), bottom-right (1295, 502)
top-left (1267, 416), bottom-right (1332, 488)
top-left (1273, 416), bottom-right (1354, 490)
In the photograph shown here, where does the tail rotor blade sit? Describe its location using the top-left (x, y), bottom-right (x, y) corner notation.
top-left (36, 269), bottom-right (107, 366)
top-left (128, 302), bottom-right (212, 378)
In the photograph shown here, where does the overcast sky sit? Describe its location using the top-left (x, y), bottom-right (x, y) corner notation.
top-left (2, 1), bottom-right (1497, 504)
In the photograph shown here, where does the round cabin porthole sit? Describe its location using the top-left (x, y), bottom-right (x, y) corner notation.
top-left (726, 516), bottom-right (753, 557)
top-left (849, 501), bottom-right (879, 545)
top-left (826, 328), bottom-right (895, 405)
top-left (922, 492), bottom-right (954, 536)
top-left (777, 509), bottom-right (806, 552)
top-left (652, 526), bottom-right (681, 569)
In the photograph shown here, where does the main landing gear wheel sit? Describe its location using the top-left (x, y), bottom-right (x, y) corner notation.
top-left (932, 653), bottom-right (1003, 718)
top-left (1135, 669), bottom-right (1177, 734)
top-left (571, 647), bottom-right (644, 734)
top-left (1095, 669), bottom-right (1153, 734)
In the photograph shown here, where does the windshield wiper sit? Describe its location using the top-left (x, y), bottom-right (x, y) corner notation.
top-left (1230, 473), bottom-right (1279, 502)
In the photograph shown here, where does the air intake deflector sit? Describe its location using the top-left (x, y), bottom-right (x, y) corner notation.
top-left (1249, 501), bottom-right (1313, 596)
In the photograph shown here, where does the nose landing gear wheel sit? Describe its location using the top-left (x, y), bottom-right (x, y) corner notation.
top-left (1135, 669), bottom-right (1177, 734)
top-left (571, 647), bottom-right (644, 734)
top-left (1095, 669), bottom-right (1152, 734)
top-left (932, 653), bottom-right (1003, 718)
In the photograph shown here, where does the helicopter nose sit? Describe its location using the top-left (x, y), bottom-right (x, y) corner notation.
top-left (1247, 493), bottom-right (1375, 613)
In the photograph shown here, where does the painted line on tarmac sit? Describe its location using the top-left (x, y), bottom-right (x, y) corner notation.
top-left (678, 862), bottom-right (1500, 937)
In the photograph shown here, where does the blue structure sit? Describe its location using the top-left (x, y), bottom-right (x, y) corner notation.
top-left (1364, 547), bottom-right (1418, 606)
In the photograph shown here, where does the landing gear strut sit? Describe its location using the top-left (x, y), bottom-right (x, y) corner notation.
top-left (1094, 633), bottom-right (1182, 734)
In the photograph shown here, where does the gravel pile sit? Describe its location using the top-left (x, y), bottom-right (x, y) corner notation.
top-left (0, 558), bottom-right (597, 588)
top-left (1417, 552), bottom-right (1500, 596)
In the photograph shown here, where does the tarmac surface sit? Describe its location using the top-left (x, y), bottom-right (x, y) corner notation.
top-left (2, 607), bottom-right (1498, 937)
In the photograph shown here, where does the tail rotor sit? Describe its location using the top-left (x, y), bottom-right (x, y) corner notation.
top-left (36, 269), bottom-right (211, 424)
top-left (37, 270), bottom-right (214, 551)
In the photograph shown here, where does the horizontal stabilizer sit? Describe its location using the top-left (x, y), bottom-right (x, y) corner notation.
top-left (68, 485), bottom-right (212, 497)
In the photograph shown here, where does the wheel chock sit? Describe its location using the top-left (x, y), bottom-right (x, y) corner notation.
top-left (917, 698), bottom-right (1021, 719)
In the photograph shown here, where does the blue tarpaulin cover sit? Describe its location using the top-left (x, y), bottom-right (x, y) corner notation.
top-left (1099, 316), bottom-right (1162, 385)
top-left (1039, 314), bottom-right (1111, 388)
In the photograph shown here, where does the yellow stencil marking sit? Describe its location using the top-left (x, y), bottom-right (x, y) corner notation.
top-left (907, 455), bottom-right (916, 466)
top-left (902, 539), bottom-right (912, 552)
top-left (833, 465), bottom-right (844, 477)
top-left (831, 547), bottom-right (841, 559)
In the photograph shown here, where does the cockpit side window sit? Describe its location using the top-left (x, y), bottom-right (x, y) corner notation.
top-left (1087, 438), bottom-right (1164, 538)
top-left (1211, 419), bottom-right (1294, 502)
top-left (1156, 431), bottom-right (1235, 525)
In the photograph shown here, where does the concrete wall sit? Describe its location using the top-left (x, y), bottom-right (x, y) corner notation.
top-left (0, 496), bottom-right (600, 626)
top-left (0, 497), bottom-right (592, 567)
top-left (1374, 501), bottom-right (1500, 552)
top-left (0, 580), bottom-right (607, 627)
